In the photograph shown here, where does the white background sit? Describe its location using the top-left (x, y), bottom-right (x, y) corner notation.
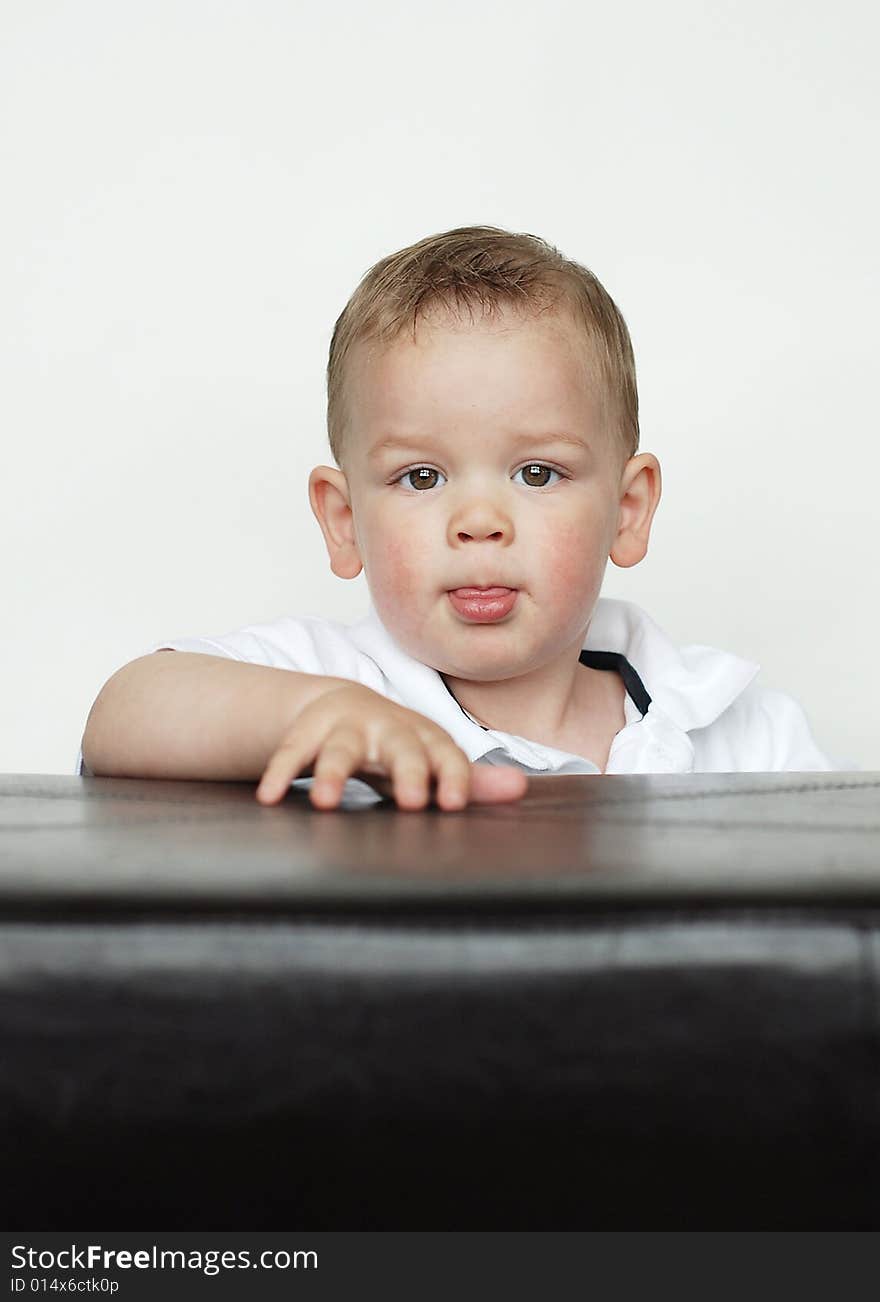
top-left (1, 0), bottom-right (876, 774)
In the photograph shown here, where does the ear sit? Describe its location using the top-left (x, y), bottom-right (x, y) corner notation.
top-left (609, 454), bottom-right (662, 569)
top-left (308, 465), bottom-right (364, 580)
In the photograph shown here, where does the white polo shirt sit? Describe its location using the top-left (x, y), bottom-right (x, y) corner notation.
top-left (75, 597), bottom-right (849, 797)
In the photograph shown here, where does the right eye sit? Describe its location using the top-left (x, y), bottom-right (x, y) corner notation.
top-left (395, 466), bottom-right (447, 492)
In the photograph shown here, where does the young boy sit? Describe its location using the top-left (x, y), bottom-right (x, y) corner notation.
top-left (78, 225), bottom-right (843, 811)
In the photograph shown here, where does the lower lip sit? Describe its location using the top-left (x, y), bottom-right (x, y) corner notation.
top-left (447, 588), bottom-right (518, 622)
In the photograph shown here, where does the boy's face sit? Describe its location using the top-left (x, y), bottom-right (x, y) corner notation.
top-left (310, 305), bottom-right (659, 683)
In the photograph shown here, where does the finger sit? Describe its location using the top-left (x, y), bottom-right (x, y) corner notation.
top-left (256, 737), bottom-right (316, 804)
top-left (425, 744), bottom-right (472, 810)
top-left (468, 763), bottom-right (529, 804)
top-left (380, 732), bottom-right (433, 809)
top-left (310, 728), bottom-right (368, 808)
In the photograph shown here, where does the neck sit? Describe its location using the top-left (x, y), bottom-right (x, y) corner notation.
top-left (441, 647), bottom-right (598, 745)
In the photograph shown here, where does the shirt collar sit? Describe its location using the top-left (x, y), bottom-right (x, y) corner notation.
top-left (583, 597), bottom-right (761, 733)
top-left (348, 596), bottom-right (761, 770)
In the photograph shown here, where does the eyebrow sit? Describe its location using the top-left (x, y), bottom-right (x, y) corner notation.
top-left (369, 431), bottom-right (591, 458)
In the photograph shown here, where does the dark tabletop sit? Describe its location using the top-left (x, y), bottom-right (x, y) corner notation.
top-left (1, 771), bottom-right (878, 916)
top-left (4, 770), bottom-right (880, 1230)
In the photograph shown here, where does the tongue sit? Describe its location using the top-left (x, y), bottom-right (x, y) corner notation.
top-left (454, 588), bottom-right (511, 597)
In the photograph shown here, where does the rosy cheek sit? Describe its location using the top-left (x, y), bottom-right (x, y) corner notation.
top-left (367, 531), bottom-right (423, 608)
top-left (540, 521), bottom-right (602, 602)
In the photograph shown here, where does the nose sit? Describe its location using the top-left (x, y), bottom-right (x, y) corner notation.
top-left (447, 496), bottom-right (513, 546)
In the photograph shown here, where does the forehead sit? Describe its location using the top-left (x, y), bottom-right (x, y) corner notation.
top-left (347, 306), bottom-right (603, 441)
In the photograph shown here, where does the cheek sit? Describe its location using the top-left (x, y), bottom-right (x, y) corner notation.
top-left (363, 522), bottom-right (430, 609)
top-left (378, 538), bottom-right (420, 599)
top-left (365, 530), bottom-right (439, 656)
top-left (537, 519), bottom-right (603, 603)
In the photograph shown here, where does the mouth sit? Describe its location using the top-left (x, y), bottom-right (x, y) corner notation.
top-left (447, 587), bottom-right (519, 623)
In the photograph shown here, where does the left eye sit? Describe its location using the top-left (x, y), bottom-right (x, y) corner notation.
top-left (513, 463), bottom-right (562, 488)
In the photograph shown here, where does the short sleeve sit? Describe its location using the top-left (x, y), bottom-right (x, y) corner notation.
top-left (140, 613), bottom-right (390, 693)
top-left (755, 687), bottom-right (850, 772)
top-left (74, 614), bottom-right (392, 777)
top-left (696, 681), bottom-right (855, 773)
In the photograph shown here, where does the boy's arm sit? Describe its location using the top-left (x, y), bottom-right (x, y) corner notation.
top-left (81, 651), bottom-right (351, 781)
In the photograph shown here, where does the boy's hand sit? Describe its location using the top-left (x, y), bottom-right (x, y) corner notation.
top-left (256, 682), bottom-right (528, 811)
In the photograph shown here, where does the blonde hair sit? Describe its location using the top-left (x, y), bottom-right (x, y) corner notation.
top-left (326, 224), bottom-right (639, 471)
